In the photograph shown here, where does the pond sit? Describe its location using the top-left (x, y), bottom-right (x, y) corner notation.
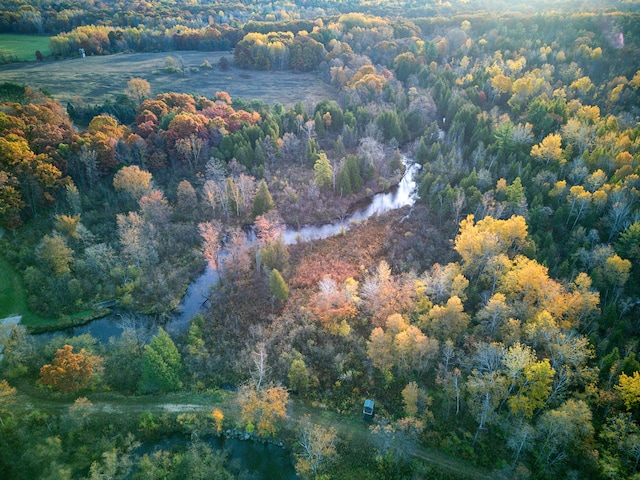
top-left (136, 434), bottom-right (298, 479)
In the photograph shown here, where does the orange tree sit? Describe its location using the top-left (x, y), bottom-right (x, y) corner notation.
top-left (40, 345), bottom-right (103, 393)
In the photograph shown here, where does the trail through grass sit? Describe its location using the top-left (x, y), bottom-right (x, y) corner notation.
top-left (16, 384), bottom-right (490, 480)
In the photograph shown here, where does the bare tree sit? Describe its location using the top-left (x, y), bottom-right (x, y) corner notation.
top-left (251, 342), bottom-right (269, 392)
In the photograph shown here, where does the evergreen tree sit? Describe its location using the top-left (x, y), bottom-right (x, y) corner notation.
top-left (140, 328), bottom-right (183, 393)
top-left (252, 179), bottom-right (275, 218)
top-left (336, 163), bottom-right (352, 196)
top-left (269, 268), bottom-right (289, 301)
top-left (346, 155), bottom-right (362, 192)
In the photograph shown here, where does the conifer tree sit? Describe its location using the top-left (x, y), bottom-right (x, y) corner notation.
top-left (252, 179), bottom-right (275, 218)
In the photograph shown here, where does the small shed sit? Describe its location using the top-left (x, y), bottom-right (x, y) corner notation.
top-left (363, 399), bottom-right (374, 420)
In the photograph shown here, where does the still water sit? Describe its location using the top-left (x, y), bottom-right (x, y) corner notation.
top-left (39, 157), bottom-right (419, 341)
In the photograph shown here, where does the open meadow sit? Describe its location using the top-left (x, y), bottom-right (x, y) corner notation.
top-left (0, 50), bottom-right (337, 106)
top-left (0, 34), bottom-right (51, 61)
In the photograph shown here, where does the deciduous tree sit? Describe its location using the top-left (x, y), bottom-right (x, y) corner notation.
top-left (40, 344), bottom-right (103, 393)
top-left (238, 383), bottom-right (289, 437)
top-left (125, 78), bottom-right (151, 105)
top-left (616, 371), bottom-right (640, 411)
top-left (295, 415), bottom-right (338, 480)
top-left (113, 165), bottom-right (152, 200)
top-left (198, 220), bottom-right (221, 269)
top-left (37, 232), bottom-right (74, 277)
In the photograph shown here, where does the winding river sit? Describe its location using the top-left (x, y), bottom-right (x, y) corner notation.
top-left (25, 157), bottom-right (421, 479)
top-left (42, 159), bottom-right (420, 342)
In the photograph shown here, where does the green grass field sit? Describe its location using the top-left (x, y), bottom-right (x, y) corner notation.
top-left (0, 255), bottom-right (48, 325)
top-left (0, 34), bottom-right (51, 61)
top-left (0, 255), bottom-right (26, 319)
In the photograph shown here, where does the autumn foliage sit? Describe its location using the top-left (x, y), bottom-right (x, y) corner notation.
top-left (238, 384), bottom-right (289, 437)
top-left (40, 345), bottom-right (103, 393)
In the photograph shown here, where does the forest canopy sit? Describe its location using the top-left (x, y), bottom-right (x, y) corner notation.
top-left (1, 1), bottom-right (640, 479)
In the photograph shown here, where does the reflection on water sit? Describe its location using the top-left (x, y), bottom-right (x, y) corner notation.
top-left (283, 160), bottom-right (419, 243)
top-left (136, 434), bottom-right (298, 479)
top-left (37, 157), bottom-right (419, 341)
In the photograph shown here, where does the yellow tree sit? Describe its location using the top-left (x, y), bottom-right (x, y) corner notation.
top-left (402, 381), bottom-right (432, 420)
top-left (295, 415), bottom-right (338, 480)
top-left (0, 380), bottom-right (16, 425)
top-left (564, 273), bottom-right (600, 330)
top-left (616, 372), bottom-right (640, 410)
top-left (394, 324), bottom-right (439, 375)
top-left (367, 326), bottom-right (395, 373)
top-left (425, 296), bottom-right (470, 342)
top-left (126, 78), bottom-right (151, 105)
top-left (88, 114), bottom-right (126, 138)
top-left (0, 170), bottom-right (24, 228)
top-left (508, 359), bottom-right (555, 418)
top-left (530, 133), bottom-right (564, 165)
top-left (211, 408), bottom-right (224, 433)
top-left (368, 314), bottom-right (439, 375)
top-left (238, 384), bottom-right (289, 437)
top-left (630, 69), bottom-right (640, 90)
top-left (570, 76), bottom-right (594, 97)
top-left (491, 74), bottom-right (513, 95)
top-left (54, 213), bottom-right (82, 240)
top-left (113, 165), bottom-right (153, 200)
top-left (499, 255), bottom-right (564, 322)
top-left (37, 232), bottom-right (74, 276)
top-left (453, 214), bottom-right (528, 280)
top-left (40, 345), bottom-right (103, 393)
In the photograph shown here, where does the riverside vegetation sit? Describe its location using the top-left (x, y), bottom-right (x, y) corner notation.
top-left (1, 0), bottom-right (640, 479)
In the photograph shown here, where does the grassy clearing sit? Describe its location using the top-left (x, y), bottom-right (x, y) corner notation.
top-left (0, 255), bottom-right (54, 326)
top-left (0, 34), bottom-right (51, 61)
top-left (0, 257), bottom-right (39, 321)
top-left (0, 51), bottom-right (337, 106)
top-left (0, 255), bottom-right (23, 319)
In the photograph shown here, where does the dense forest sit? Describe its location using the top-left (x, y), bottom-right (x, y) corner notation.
top-left (2, 0), bottom-right (640, 479)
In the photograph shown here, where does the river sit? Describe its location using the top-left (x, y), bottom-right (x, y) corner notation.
top-left (27, 157), bottom-right (420, 479)
top-left (38, 158), bottom-right (420, 342)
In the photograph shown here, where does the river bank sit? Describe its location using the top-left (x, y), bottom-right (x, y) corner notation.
top-left (11, 386), bottom-right (489, 480)
top-left (24, 156), bottom-right (419, 340)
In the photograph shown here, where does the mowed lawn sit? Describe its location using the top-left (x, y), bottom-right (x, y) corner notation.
top-left (0, 50), bottom-right (338, 107)
top-left (0, 34), bottom-right (51, 61)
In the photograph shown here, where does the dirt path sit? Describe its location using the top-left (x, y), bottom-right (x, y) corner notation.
top-left (288, 401), bottom-right (491, 480)
top-left (15, 389), bottom-right (491, 479)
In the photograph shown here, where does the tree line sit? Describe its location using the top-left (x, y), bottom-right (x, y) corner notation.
top-left (2, 4), bottom-right (640, 480)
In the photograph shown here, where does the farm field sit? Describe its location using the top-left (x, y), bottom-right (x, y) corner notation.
top-left (0, 34), bottom-right (51, 61)
top-left (0, 50), bottom-right (338, 106)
